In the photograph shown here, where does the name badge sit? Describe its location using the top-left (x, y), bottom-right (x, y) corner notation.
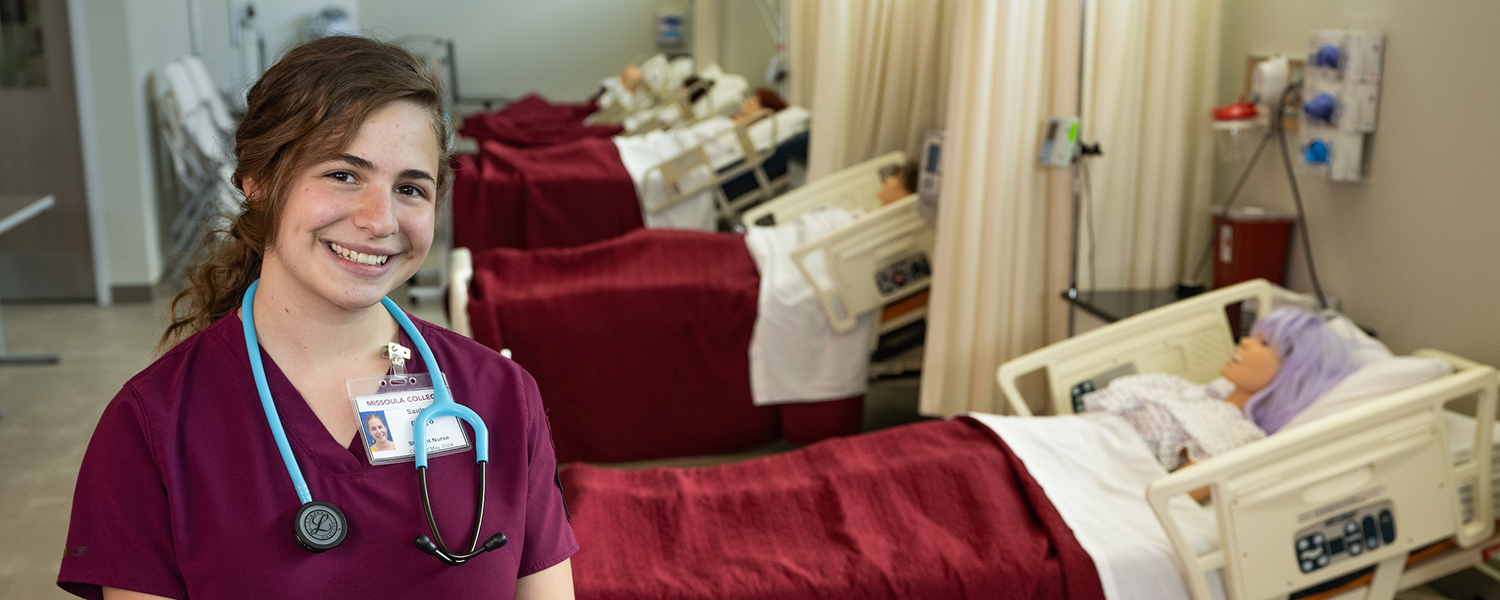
top-left (348, 373), bottom-right (472, 466)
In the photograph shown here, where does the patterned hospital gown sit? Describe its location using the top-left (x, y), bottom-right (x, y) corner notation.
top-left (1081, 374), bottom-right (1266, 470)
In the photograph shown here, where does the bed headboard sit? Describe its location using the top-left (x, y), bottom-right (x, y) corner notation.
top-left (788, 194), bottom-right (934, 334)
top-left (740, 151), bottom-right (907, 228)
top-left (996, 280), bottom-right (1276, 416)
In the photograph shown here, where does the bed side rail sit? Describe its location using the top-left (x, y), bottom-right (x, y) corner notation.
top-left (995, 280), bottom-right (1276, 417)
top-left (644, 108), bottom-right (777, 216)
top-left (740, 151), bottom-right (907, 228)
top-left (624, 77), bottom-right (718, 135)
top-left (788, 195), bottom-right (933, 333)
top-left (1146, 362), bottom-right (1498, 600)
top-left (448, 247), bottom-right (474, 339)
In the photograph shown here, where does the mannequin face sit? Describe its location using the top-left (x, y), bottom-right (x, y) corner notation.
top-left (259, 101), bottom-right (440, 313)
top-left (735, 96), bottom-right (764, 121)
top-left (876, 175), bottom-right (912, 206)
top-left (621, 65), bottom-right (644, 92)
top-left (1221, 335), bottom-right (1281, 404)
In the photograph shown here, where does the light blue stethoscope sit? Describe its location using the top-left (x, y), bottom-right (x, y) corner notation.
top-left (241, 279), bottom-right (507, 565)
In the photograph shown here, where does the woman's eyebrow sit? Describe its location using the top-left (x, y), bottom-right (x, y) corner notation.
top-left (334, 153), bottom-right (433, 183)
top-left (334, 153), bottom-right (376, 171)
top-left (398, 168), bottom-right (435, 183)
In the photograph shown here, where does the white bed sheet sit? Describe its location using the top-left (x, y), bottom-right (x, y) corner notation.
top-left (969, 413), bottom-right (1228, 600)
top-left (614, 108), bottom-right (812, 231)
top-left (744, 208), bottom-right (872, 405)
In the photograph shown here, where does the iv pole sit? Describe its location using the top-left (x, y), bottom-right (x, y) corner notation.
top-left (1064, 0), bottom-right (1088, 337)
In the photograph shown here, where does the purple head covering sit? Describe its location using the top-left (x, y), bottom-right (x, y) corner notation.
top-left (1242, 307), bottom-right (1361, 434)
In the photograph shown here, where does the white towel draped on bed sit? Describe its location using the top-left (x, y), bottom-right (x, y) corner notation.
top-left (968, 413), bottom-right (1228, 600)
top-left (615, 108), bottom-right (813, 232)
top-left (745, 208), bottom-right (872, 406)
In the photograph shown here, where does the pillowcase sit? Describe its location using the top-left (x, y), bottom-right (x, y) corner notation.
top-left (1282, 356), bottom-right (1453, 430)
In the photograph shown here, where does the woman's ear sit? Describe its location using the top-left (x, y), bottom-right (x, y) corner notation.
top-left (241, 177), bottom-right (259, 203)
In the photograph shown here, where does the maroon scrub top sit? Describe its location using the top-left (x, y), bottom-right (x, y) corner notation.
top-left (58, 313), bottom-right (578, 599)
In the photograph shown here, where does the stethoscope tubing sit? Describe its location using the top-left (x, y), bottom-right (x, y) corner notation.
top-left (241, 280), bottom-right (314, 505)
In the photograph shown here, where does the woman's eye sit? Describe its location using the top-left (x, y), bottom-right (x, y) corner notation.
top-left (327, 171), bottom-right (354, 183)
top-left (397, 184), bottom-right (427, 199)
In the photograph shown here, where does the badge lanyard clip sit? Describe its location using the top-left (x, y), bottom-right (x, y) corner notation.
top-left (382, 342), bottom-right (412, 378)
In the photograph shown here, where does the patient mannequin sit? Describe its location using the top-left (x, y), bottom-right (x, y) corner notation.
top-left (876, 159), bottom-right (921, 206)
top-left (734, 87), bottom-right (789, 122)
top-left (620, 64), bottom-right (644, 93)
top-left (1082, 307), bottom-right (1358, 477)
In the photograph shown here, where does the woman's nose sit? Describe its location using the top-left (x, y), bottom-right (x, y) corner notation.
top-left (353, 187), bottom-right (398, 237)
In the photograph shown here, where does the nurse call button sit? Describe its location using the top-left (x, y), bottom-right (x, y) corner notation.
top-left (295, 501), bottom-right (348, 552)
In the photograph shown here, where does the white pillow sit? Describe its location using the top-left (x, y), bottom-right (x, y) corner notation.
top-left (1282, 356), bottom-right (1453, 430)
top-left (1324, 314), bottom-right (1394, 366)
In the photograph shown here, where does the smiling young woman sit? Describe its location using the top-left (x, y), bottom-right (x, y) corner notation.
top-left (60, 37), bottom-right (575, 600)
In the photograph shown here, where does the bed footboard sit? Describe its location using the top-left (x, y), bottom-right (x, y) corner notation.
top-left (1146, 362), bottom-right (1498, 600)
top-left (448, 247), bottom-right (473, 338)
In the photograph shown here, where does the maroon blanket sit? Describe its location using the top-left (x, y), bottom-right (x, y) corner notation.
top-left (452, 137), bottom-right (643, 251)
top-left (562, 418), bottom-right (1106, 600)
top-left (459, 94), bottom-right (622, 148)
top-left (466, 229), bottom-right (861, 463)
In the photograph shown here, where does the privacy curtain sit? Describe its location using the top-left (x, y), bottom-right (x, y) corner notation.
top-left (1076, 0), bottom-right (1222, 290)
top-left (789, 0), bottom-right (954, 179)
top-left (918, 0), bottom-right (1060, 417)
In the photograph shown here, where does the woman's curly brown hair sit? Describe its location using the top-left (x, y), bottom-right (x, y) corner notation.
top-left (159, 36), bottom-right (452, 351)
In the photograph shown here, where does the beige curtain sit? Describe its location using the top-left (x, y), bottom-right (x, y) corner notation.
top-left (918, 0), bottom-right (1064, 417)
top-left (1076, 0), bottom-right (1222, 290)
top-left (790, 0), bottom-right (954, 179)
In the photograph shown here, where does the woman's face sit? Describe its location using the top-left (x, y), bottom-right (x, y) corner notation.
top-left (1221, 335), bottom-right (1281, 397)
top-left (367, 417), bottom-right (388, 442)
top-left (263, 101), bottom-right (440, 312)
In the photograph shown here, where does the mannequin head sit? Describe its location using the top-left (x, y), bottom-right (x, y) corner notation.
top-left (734, 87), bottom-right (788, 121)
top-left (620, 65), bottom-right (644, 92)
top-left (876, 159), bottom-right (921, 205)
top-left (1226, 307), bottom-right (1359, 433)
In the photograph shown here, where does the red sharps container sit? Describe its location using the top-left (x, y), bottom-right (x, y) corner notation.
top-left (1212, 206), bottom-right (1294, 288)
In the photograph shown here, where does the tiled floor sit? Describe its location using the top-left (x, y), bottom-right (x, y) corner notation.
top-left (0, 291), bottom-right (925, 597)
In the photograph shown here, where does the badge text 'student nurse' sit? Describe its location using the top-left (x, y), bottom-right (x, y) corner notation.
top-left (58, 36), bottom-right (577, 600)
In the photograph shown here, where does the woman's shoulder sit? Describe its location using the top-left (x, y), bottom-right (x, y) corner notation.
top-left (125, 314), bottom-right (246, 403)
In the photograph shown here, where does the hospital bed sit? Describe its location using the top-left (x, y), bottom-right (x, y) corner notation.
top-left (457, 93), bottom-right (623, 148)
top-left (451, 106), bottom-right (810, 252)
top-left (995, 279), bottom-right (1500, 600)
top-left (545, 279), bottom-right (1498, 600)
top-left (447, 156), bottom-right (935, 463)
top-left (618, 65), bottom-right (752, 136)
top-left (635, 107), bottom-right (808, 224)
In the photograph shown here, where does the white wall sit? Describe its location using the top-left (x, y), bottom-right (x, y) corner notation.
top-left (72, 0), bottom-right (355, 296)
top-left (359, 0), bottom-right (665, 102)
top-left (1213, 0), bottom-right (1500, 366)
top-left (718, 0), bottom-right (779, 88)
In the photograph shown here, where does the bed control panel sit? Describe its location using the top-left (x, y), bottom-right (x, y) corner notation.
top-left (875, 254), bottom-right (931, 296)
top-left (1292, 501), bottom-right (1396, 574)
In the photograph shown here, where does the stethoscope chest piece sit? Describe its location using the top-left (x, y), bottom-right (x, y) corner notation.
top-left (294, 501), bottom-right (348, 552)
